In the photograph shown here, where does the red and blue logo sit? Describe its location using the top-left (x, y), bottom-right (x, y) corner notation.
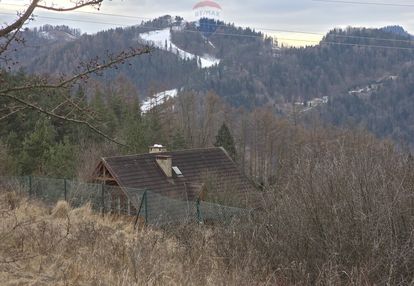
top-left (193, 0), bottom-right (222, 9)
top-left (193, 1), bottom-right (222, 38)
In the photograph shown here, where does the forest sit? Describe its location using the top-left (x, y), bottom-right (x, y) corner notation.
top-left (1, 69), bottom-right (413, 284)
top-left (5, 18), bottom-right (414, 146)
top-left (1, 8), bottom-right (414, 285)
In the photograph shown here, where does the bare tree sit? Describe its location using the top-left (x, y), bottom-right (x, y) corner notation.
top-left (0, 0), bottom-right (152, 145)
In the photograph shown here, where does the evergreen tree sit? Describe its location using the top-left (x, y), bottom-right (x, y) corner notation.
top-left (90, 90), bottom-right (118, 138)
top-left (46, 136), bottom-right (76, 178)
top-left (214, 123), bottom-right (236, 160)
top-left (143, 109), bottom-right (166, 147)
top-left (19, 117), bottom-right (56, 175)
top-left (170, 130), bottom-right (187, 151)
top-left (0, 142), bottom-right (16, 176)
top-left (123, 116), bottom-right (147, 154)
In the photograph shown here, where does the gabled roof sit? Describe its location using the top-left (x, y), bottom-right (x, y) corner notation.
top-left (99, 147), bottom-right (256, 201)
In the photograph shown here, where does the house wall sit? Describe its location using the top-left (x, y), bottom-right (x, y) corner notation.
top-left (92, 164), bottom-right (137, 216)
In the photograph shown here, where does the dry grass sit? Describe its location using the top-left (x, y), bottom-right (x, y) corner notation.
top-left (0, 192), bottom-right (272, 286)
top-left (1, 131), bottom-right (414, 285)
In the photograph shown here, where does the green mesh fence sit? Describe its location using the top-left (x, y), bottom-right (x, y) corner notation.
top-left (198, 201), bottom-right (251, 223)
top-left (65, 180), bottom-right (104, 210)
top-left (0, 176), bottom-right (252, 226)
top-left (145, 190), bottom-right (196, 225)
top-left (0, 176), bottom-right (29, 194)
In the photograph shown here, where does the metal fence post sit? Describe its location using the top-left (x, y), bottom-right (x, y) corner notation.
top-left (196, 198), bottom-right (203, 224)
top-left (144, 191), bottom-right (148, 225)
top-left (64, 179), bottom-right (67, 201)
top-left (101, 184), bottom-right (105, 216)
top-left (134, 190), bottom-right (148, 229)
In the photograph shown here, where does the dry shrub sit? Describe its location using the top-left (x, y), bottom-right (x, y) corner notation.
top-left (0, 193), bottom-right (264, 285)
top-left (51, 200), bottom-right (70, 219)
top-left (4, 191), bottom-right (19, 210)
top-left (75, 142), bottom-right (118, 181)
top-left (0, 129), bottom-right (413, 285)
top-left (69, 201), bottom-right (93, 218)
top-left (166, 129), bottom-right (414, 285)
top-left (0, 142), bottom-right (15, 176)
top-left (220, 130), bottom-right (414, 285)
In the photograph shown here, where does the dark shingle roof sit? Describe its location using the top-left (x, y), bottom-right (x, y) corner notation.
top-left (101, 147), bottom-right (256, 201)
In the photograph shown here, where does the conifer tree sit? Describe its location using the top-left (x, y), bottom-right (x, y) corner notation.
top-left (214, 123), bottom-right (236, 160)
top-left (171, 130), bottom-right (187, 151)
top-left (46, 136), bottom-right (76, 178)
top-left (19, 117), bottom-right (56, 175)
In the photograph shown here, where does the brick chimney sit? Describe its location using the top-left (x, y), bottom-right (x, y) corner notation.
top-left (156, 155), bottom-right (172, 178)
top-left (149, 144), bottom-right (167, 154)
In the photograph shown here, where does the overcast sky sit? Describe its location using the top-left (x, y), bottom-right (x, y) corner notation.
top-left (1, 0), bottom-right (414, 46)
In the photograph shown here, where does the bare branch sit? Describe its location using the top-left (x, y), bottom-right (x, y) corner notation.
top-left (0, 46), bottom-right (152, 94)
top-left (0, 26), bottom-right (22, 56)
top-left (0, 1), bottom-right (153, 146)
top-left (0, 91), bottom-right (127, 146)
top-left (0, 106), bottom-right (27, 121)
top-left (0, 0), bottom-right (40, 38)
top-left (50, 98), bottom-right (70, 113)
top-left (0, 44), bottom-right (152, 146)
top-left (60, 94), bottom-right (95, 121)
top-left (36, 0), bottom-right (103, 12)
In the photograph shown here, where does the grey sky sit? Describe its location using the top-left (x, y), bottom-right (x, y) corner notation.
top-left (1, 0), bottom-right (414, 45)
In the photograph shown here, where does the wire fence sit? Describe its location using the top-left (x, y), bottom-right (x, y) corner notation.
top-left (0, 176), bottom-right (252, 226)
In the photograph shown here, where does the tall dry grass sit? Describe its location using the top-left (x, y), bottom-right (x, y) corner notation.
top-left (0, 191), bottom-right (272, 285)
top-left (169, 130), bottom-right (414, 285)
top-left (0, 130), bottom-right (413, 285)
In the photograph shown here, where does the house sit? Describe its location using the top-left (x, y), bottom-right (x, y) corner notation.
top-left (91, 145), bottom-right (257, 216)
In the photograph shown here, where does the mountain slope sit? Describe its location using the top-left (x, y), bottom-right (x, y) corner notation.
top-left (4, 19), bottom-right (414, 144)
top-left (317, 65), bottom-right (414, 144)
top-left (139, 27), bottom-right (220, 68)
top-left (5, 17), bottom-right (201, 97)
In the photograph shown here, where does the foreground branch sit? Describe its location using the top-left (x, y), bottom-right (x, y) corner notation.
top-left (36, 0), bottom-right (103, 12)
top-left (0, 106), bottom-right (27, 121)
top-left (0, 46), bottom-right (152, 146)
top-left (1, 91), bottom-right (127, 146)
top-left (0, 46), bottom-right (152, 94)
top-left (0, 0), bottom-right (40, 38)
top-left (0, 1), bottom-right (153, 147)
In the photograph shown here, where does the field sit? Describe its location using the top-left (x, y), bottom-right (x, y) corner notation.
top-left (0, 192), bottom-right (268, 285)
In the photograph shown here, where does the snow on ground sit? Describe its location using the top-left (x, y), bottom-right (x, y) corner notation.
top-left (141, 88), bottom-right (178, 113)
top-left (39, 31), bottom-right (77, 41)
top-left (199, 54), bottom-right (220, 68)
top-left (207, 40), bottom-right (216, 49)
top-left (293, 96), bottom-right (329, 114)
top-left (39, 31), bottom-right (56, 40)
top-left (139, 28), bottom-right (220, 68)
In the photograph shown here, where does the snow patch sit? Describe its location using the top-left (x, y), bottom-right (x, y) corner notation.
top-left (207, 40), bottom-right (216, 49)
top-left (39, 31), bottom-right (77, 42)
top-left (139, 28), bottom-right (220, 68)
top-left (39, 31), bottom-right (56, 40)
top-left (141, 88), bottom-right (178, 113)
top-left (348, 75), bottom-right (398, 98)
top-left (294, 96), bottom-right (329, 113)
